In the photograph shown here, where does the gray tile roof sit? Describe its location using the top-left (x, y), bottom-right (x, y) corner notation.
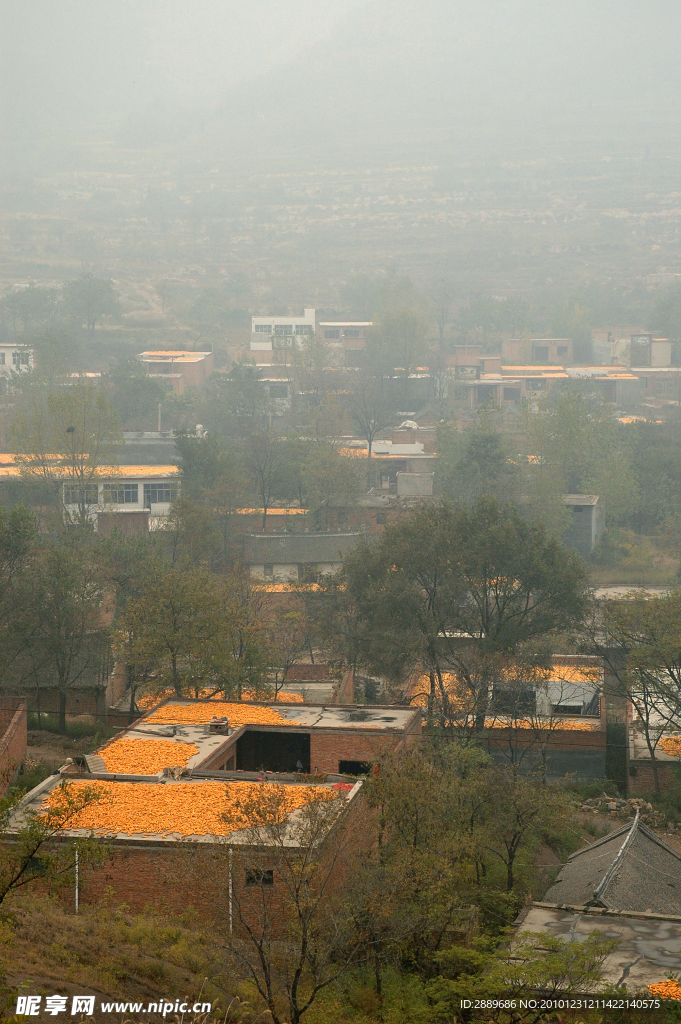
top-left (245, 531), bottom-right (362, 565)
top-left (544, 814), bottom-right (681, 915)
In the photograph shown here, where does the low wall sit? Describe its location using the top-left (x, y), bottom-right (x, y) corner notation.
top-left (0, 698), bottom-right (27, 796)
top-left (629, 759), bottom-right (681, 796)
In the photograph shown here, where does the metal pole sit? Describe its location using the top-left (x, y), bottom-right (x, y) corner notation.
top-left (75, 846), bottom-right (79, 914)
top-left (228, 847), bottom-right (233, 934)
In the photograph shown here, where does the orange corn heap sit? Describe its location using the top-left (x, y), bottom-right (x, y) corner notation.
top-left (44, 780), bottom-right (334, 837)
top-left (136, 689), bottom-right (303, 710)
top-left (146, 701), bottom-right (301, 727)
top-left (99, 739), bottom-right (198, 775)
top-left (649, 980), bottom-right (681, 1000)
top-left (660, 737), bottom-right (681, 757)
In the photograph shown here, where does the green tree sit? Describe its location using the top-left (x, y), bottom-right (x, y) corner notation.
top-left (13, 547), bottom-right (111, 733)
top-left (62, 274), bottom-right (120, 335)
top-left (119, 566), bottom-right (265, 699)
top-left (368, 308), bottom-right (429, 376)
top-left (342, 498), bottom-right (589, 730)
top-left (107, 356), bottom-right (169, 429)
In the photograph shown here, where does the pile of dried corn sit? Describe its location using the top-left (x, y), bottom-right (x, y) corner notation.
top-left (147, 702), bottom-right (300, 727)
top-left (44, 780), bottom-right (333, 837)
top-left (99, 738), bottom-right (198, 775)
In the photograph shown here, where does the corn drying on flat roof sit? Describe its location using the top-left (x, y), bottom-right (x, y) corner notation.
top-left (146, 701), bottom-right (302, 727)
top-left (43, 779), bottom-right (334, 838)
top-left (135, 689), bottom-right (303, 711)
top-left (99, 738), bottom-right (199, 774)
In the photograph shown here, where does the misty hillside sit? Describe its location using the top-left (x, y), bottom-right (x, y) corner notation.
top-left (190, 0), bottom-right (681, 169)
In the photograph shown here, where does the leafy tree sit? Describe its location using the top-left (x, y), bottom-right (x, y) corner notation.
top-left (119, 566), bottom-right (265, 700)
top-left (12, 547), bottom-right (111, 733)
top-left (107, 356), bottom-right (169, 429)
top-left (342, 498), bottom-right (589, 730)
top-left (587, 591), bottom-right (681, 796)
top-left (62, 274), bottom-right (120, 335)
top-left (1, 284), bottom-right (57, 336)
top-left (0, 505), bottom-right (37, 691)
top-left (367, 308), bottom-right (429, 376)
top-left (437, 414), bottom-right (521, 506)
top-left (10, 381), bottom-right (122, 525)
top-left (27, 328), bottom-right (80, 383)
top-left (301, 443), bottom-right (360, 528)
top-left (0, 780), bottom-right (102, 909)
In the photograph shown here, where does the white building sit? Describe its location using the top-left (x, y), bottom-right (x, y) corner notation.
top-left (60, 465), bottom-right (181, 528)
top-left (250, 308), bottom-right (315, 358)
top-left (0, 343), bottom-right (34, 376)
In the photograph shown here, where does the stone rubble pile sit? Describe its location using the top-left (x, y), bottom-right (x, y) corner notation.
top-left (578, 795), bottom-right (674, 830)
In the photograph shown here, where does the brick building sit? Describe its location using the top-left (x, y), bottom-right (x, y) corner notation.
top-left (139, 351), bottom-right (213, 394)
top-left (0, 698), bottom-right (26, 796)
top-left (9, 697), bottom-right (411, 925)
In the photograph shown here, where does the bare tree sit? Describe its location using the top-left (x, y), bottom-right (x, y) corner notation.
top-left (223, 784), bottom-right (366, 1024)
top-left (345, 376), bottom-right (395, 489)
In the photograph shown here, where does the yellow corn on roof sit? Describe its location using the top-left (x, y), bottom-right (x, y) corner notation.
top-left (136, 689), bottom-right (303, 711)
top-left (99, 738), bottom-right (198, 774)
top-left (146, 701), bottom-right (301, 727)
top-left (486, 718), bottom-right (598, 731)
top-left (660, 737), bottom-right (681, 757)
top-left (44, 779), bottom-right (332, 837)
top-left (649, 980), bottom-right (681, 1000)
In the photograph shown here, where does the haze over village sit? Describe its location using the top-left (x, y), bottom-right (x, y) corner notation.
top-left (4, 3), bottom-right (681, 1021)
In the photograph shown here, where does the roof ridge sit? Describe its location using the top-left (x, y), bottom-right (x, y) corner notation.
top-left (590, 810), bottom-right (640, 906)
top-left (566, 821), bottom-right (633, 861)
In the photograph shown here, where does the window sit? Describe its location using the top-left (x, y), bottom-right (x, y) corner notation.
top-left (12, 352), bottom-right (29, 366)
top-left (557, 345), bottom-right (568, 357)
top-left (503, 387), bottom-right (521, 402)
top-left (264, 563), bottom-right (274, 577)
top-left (324, 329), bottom-right (340, 339)
top-left (102, 483), bottom-right (138, 504)
top-left (295, 324), bottom-right (312, 335)
top-left (343, 329), bottom-right (360, 338)
top-left (551, 704), bottom-right (583, 716)
top-left (533, 346), bottom-right (549, 362)
top-left (274, 325), bottom-right (293, 336)
top-left (0, 354), bottom-right (4, 365)
top-left (143, 482), bottom-right (177, 505)
top-left (64, 484), bottom-right (99, 505)
top-left (268, 384), bottom-right (288, 399)
top-left (245, 869), bottom-right (273, 886)
top-left (640, 377), bottom-right (648, 388)
top-left (254, 324), bottom-right (272, 333)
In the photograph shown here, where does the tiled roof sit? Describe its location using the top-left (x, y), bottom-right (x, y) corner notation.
top-left (544, 815), bottom-right (681, 914)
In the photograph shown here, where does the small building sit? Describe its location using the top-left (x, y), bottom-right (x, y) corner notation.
top-left (515, 816), bottom-right (681, 991)
top-left (502, 337), bottom-right (573, 365)
top-left (139, 351), bottom-right (213, 393)
top-left (317, 322), bottom-right (371, 366)
top-left (563, 494), bottom-right (605, 556)
top-left (544, 813), bottom-right (681, 914)
top-left (246, 531), bottom-right (362, 581)
top-left (0, 343), bottom-right (34, 376)
top-left (250, 308), bottom-right (315, 364)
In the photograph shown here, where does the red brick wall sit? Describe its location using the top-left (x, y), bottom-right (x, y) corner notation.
top-left (629, 760), bottom-right (680, 796)
top-left (69, 791), bottom-right (372, 934)
top-left (310, 730), bottom-right (404, 775)
top-left (0, 699), bottom-right (27, 796)
top-left (483, 727), bottom-right (606, 753)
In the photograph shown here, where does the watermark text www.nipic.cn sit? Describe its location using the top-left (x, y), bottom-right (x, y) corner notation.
top-left (16, 996), bottom-right (212, 1016)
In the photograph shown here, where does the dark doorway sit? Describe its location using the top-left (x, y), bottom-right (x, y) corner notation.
top-left (339, 760), bottom-right (372, 776)
top-left (236, 730), bottom-right (310, 773)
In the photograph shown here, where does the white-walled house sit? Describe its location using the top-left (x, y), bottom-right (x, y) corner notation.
top-left (250, 308), bottom-right (315, 359)
top-left (0, 343), bottom-right (34, 375)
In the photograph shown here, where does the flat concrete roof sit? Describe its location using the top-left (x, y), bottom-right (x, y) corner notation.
top-left (519, 903), bottom-right (681, 991)
top-left (143, 700), bottom-right (420, 734)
